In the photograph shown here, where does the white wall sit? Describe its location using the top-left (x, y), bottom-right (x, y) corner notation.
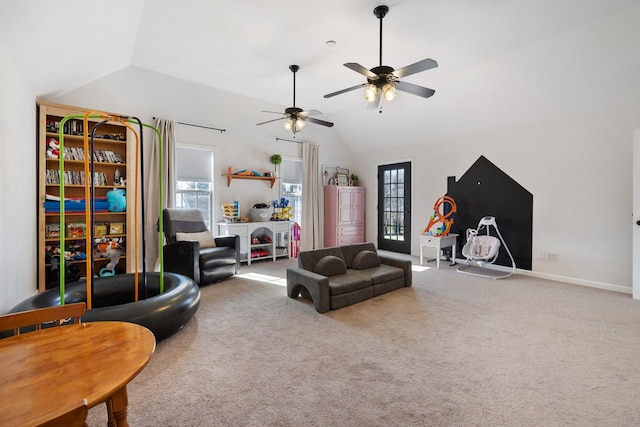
top-left (2, 57), bottom-right (638, 312)
top-left (48, 66), bottom-right (354, 231)
top-left (0, 41), bottom-right (37, 312)
top-left (356, 104), bottom-right (640, 293)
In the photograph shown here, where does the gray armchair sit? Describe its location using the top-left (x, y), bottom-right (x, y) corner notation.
top-left (162, 208), bottom-right (240, 285)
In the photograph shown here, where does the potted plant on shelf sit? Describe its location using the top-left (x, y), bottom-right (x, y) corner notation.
top-left (350, 173), bottom-right (359, 186)
top-left (270, 154), bottom-right (282, 176)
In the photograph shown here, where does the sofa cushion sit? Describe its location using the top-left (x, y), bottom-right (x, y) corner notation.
top-left (327, 270), bottom-right (371, 296)
top-left (339, 243), bottom-right (377, 268)
top-left (299, 247), bottom-right (346, 271)
top-left (314, 255), bottom-right (347, 276)
top-left (176, 231), bottom-right (216, 248)
top-left (330, 286), bottom-right (373, 309)
top-left (367, 264), bottom-right (405, 285)
top-left (352, 250), bottom-right (381, 270)
top-left (372, 277), bottom-right (405, 297)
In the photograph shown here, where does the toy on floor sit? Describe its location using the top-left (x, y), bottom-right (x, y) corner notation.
top-left (422, 195), bottom-right (457, 236)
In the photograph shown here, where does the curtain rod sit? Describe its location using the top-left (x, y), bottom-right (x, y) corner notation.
top-left (276, 137), bottom-right (302, 144)
top-left (178, 121), bottom-right (225, 133)
top-left (153, 117), bottom-right (226, 133)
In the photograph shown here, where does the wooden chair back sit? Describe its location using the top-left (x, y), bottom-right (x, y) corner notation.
top-left (0, 302), bottom-right (86, 337)
top-left (35, 398), bottom-right (88, 427)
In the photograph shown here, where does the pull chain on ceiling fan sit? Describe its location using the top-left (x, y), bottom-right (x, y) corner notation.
top-left (324, 5), bottom-right (437, 109)
top-left (257, 65), bottom-right (334, 135)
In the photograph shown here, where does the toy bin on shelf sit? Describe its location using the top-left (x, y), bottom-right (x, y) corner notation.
top-left (248, 208), bottom-right (271, 222)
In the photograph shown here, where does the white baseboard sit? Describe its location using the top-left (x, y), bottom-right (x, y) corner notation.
top-left (453, 257), bottom-right (632, 294)
top-left (515, 269), bottom-right (632, 294)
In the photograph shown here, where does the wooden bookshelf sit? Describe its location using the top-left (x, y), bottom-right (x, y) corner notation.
top-left (37, 102), bottom-right (135, 292)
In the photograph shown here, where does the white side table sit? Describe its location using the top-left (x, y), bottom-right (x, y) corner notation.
top-left (419, 233), bottom-right (459, 269)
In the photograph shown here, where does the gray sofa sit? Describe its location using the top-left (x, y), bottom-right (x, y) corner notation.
top-left (286, 242), bottom-right (412, 313)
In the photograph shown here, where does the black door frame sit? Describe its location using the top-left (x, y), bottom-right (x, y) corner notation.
top-left (377, 161), bottom-right (412, 254)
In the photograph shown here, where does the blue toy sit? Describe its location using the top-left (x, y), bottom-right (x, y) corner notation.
top-left (106, 188), bottom-right (126, 212)
top-left (271, 197), bottom-right (293, 221)
top-left (99, 267), bottom-right (115, 277)
top-left (272, 198), bottom-right (289, 208)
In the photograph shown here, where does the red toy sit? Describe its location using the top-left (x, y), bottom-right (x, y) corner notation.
top-left (46, 138), bottom-right (60, 158)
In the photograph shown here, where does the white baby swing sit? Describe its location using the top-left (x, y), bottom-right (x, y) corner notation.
top-left (457, 216), bottom-right (516, 279)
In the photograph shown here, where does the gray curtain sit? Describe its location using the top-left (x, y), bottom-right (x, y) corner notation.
top-left (144, 119), bottom-right (176, 270)
top-left (301, 142), bottom-right (322, 250)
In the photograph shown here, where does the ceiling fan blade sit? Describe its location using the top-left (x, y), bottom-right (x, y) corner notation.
top-left (344, 63), bottom-right (376, 77)
top-left (300, 109), bottom-right (322, 117)
top-left (395, 81), bottom-right (435, 98)
top-left (324, 83), bottom-right (367, 98)
top-left (305, 116), bottom-right (334, 128)
top-left (256, 117), bottom-right (285, 126)
top-left (393, 58), bottom-right (438, 78)
top-left (260, 110), bottom-right (285, 115)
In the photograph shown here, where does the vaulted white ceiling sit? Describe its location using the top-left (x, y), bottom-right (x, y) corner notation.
top-left (2, 0), bottom-right (640, 153)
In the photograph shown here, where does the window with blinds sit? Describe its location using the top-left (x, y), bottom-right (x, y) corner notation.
top-left (175, 145), bottom-right (214, 228)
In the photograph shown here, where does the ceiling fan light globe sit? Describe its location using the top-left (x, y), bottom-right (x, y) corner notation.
top-left (284, 118), bottom-right (293, 131)
top-left (383, 83), bottom-right (396, 102)
top-left (364, 84), bottom-right (378, 103)
top-left (295, 118), bottom-right (305, 131)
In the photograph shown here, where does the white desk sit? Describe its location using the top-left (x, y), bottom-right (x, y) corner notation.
top-left (419, 233), bottom-right (458, 269)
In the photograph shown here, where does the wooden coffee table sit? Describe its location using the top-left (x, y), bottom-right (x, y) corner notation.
top-left (0, 321), bottom-right (155, 427)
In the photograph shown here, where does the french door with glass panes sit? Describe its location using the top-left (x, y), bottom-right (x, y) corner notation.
top-left (377, 162), bottom-right (411, 253)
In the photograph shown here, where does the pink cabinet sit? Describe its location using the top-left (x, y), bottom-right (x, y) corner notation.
top-left (324, 186), bottom-right (365, 247)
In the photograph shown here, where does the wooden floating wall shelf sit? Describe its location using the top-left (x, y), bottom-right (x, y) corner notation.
top-left (223, 174), bottom-right (279, 188)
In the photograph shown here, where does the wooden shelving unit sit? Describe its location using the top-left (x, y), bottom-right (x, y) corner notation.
top-left (218, 221), bottom-right (292, 264)
top-left (222, 174), bottom-right (279, 188)
top-left (37, 101), bottom-right (134, 292)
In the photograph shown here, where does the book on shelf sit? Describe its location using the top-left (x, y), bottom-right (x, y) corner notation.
top-left (47, 171), bottom-right (107, 186)
top-left (45, 223), bottom-right (60, 238)
top-left (89, 149), bottom-right (124, 164)
top-left (109, 222), bottom-right (125, 235)
top-left (47, 221), bottom-right (111, 239)
top-left (46, 119), bottom-right (85, 136)
top-left (45, 170), bottom-right (108, 186)
top-left (61, 146), bottom-right (86, 161)
top-left (94, 222), bottom-right (109, 237)
top-left (66, 222), bottom-right (86, 238)
top-left (49, 146), bottom-right (124, 165)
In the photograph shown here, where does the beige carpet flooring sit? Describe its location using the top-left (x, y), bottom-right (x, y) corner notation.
top-left (85, 255), bottom-right (640, 426)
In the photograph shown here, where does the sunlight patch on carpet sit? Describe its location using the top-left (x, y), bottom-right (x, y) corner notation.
top-left (238, 272), bottom-right (287, 287)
